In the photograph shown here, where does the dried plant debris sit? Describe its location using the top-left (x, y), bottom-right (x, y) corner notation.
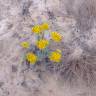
top-left (1, 0), bottom-right (96, 95)
top-left (0, 82), bottom-right (4, 88)
top-left (60, 0), bottom-right (96, 31)
top-left (11, 65), bottom-right (18, 73)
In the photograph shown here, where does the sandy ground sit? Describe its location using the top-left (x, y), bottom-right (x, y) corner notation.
top-left (0, 0), bottom-right (96, 96)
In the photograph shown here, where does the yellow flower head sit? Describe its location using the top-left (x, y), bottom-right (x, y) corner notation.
top-left (40, 22), bottom-right (49, 31)
top-left (51, 32), bottom-right (62, 42)
top-left (32, 25), bottom-right (41, 34)
top-left (36, 39), bottom-right (49, 50)
top-left (49, 51), bottom-right (62, 63)
top-left (26, 52), bottom-right (37, 64)
top-left (20, 41), bottom-right (30, 49)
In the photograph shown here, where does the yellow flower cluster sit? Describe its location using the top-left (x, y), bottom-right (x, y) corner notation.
top-left (26, 52), bottom-right (37, 64)
top-left (32, 23), bottom-right (49, 34)
top-left (51, 32), bottom-right (62, 42)
top-left (49, 50), bottom-right (62, 63)
top-left (36, 39), bottom-right (49, 50)
top-left (21, 21), bottom-right (63, 65)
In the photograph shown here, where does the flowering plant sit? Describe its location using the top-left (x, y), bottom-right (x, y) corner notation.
top-left (20, 22), bottom-right (62, 66)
